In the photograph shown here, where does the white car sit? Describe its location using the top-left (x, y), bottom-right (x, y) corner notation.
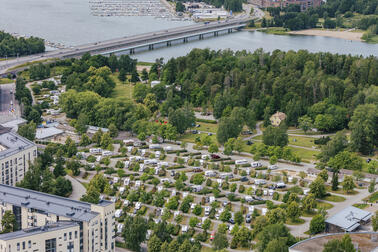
top-left (268, 165), bottom-right (278, 170)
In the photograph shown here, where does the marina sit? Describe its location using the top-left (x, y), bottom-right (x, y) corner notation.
top-left (89, 0), bottom-right (175, 18)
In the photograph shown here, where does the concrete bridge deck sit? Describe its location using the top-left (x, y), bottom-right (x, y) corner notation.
top-left (0, 18), bottom-right (250, 75)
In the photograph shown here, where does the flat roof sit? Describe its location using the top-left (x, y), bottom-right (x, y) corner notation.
top-left (0, 129), bottom-right (36, 160)
top-left (0, 184), bottom-right (112, 222)
top-left (35, 127), bottom-right (63, 140)
top-left (326, 206), bottom-right (372, 231)
top-left (0, 118), bottom-right (27, 129)
top-left (0, 222), bottom-right (78, 241)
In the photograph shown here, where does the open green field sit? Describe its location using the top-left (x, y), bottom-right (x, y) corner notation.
top-left (364, 191), bottom-right (378, 203)
top-left (110, 73), bottom-right (134, 100)
top-left (196, 122), bottom-right (218, 133)
top-left (323, 194), bottom-right (346, 202)
top-left (316, 201), bottom-right (333, 210)
top-left (0, 78), bottom-right (14, 84)
top-left (288, 147), bottom-right (318, 162)
top-left (289, 136), bottom-right (319, 149)
top-left (178, 132), bottom-right (217, 144)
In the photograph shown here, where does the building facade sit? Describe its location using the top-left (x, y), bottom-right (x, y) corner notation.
top-left (0, 222), bottom-right (80, 252)
top-left (0, 127), bottom-right (37, 186)
top-left (0, 185), bottom-right (115, 252)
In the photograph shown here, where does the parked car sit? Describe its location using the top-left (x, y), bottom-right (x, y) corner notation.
top-left (240, 176), bottom-right (249, 182)
top-left (211, 154), bottom-right (221, 159)
top-left (246, 214), bottom-right (252, 223)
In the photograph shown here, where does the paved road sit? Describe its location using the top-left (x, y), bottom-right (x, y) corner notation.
top-left (66, 175), bottom-right (86, 201)
top-left (0, 83), bottom-right (20, 123)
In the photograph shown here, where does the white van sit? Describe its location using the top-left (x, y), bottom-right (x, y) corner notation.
top-left (251, 162), bottom-right (262, 168)
top-left (235, 159), bottom-right (248, 165)
top-left (149, 144), bottom-right (162, 150)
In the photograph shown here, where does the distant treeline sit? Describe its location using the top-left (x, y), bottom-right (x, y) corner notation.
top-left (263, 0), bottom-right (378, 30)
top-left (0, 31), bottom-right (45, 57)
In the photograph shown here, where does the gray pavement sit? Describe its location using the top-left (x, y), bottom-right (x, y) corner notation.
top-left (66, 175), bottom-right (86, 201)
top-left (0, 83), bottom-right (20, 123)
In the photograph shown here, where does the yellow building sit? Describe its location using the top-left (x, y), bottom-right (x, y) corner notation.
top-left (270, 111), bottom-right (287, 126)
top-left (0, 185), bottom-right (115, 252)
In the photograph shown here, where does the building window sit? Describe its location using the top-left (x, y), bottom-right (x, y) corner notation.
top-left (69, 231), bottom-right (72, 240)
top-left (64, 233), bottom-right (67, 241)
top-left (28, 240), bottom-right (31, 248)
top-left (45, 238), bottom-right (56, 252)
top-left (22, 241), bottom-right (25, 250)
top-left (17, 243), bottom-right (20, 251)
top-left (75, 231), bottom-right (78, 239)
top-left (67, 242), bottom-right (74, 252)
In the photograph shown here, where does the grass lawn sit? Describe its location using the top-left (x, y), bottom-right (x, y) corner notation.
top-left (323, 194), bottom-right (346, 202)
top-left (260, 27), bottom-right (289, 35)
top-left (302, 211), bottom-right (318, 217)
top-left (288, 147), bottom-right (318, 162)
top-left (353, 203), bottom-right (368, 209)
top-left (110, 73), bottom-right (134, 100)
top-left (196, 122), bottom-right (218, 133)
top-left (252, 135), bottom-right (263, 140)
top-left (316, 201), bottom-right (333, 210)
top-left (0, 78), bottom-right (14, 84)
top-left (325, 185), bottom-right (358, 195)
top-left (178, 132), bottom-right (217, 144)
top-left (364, 191), bottom-right (378, 203)
top-left (286, 218), bottom-right (305, 225)
top-left (288, 136), bottom-right (318, 149)
top-left (50, 66), bottom-right (69, 76)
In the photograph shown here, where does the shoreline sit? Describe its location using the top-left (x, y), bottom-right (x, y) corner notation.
top-left (288, 29), bottom-right (364, 42)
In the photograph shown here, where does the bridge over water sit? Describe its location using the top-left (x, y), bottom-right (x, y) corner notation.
top-left (0, 18), bottom-right (250, 75)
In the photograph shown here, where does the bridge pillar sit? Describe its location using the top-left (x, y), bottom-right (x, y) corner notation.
top-left (183, 37), bottom-right (188, 43)
top-left (228, 28), bottom-right (232, 33)
top-left (199, 34), bottom-right (203, 40)
top-left (129, 49), bottom-right (134, 55)
top-left (214, 31), bottom-right (219, 37)
top-left (149, 44), bottom-right (154, 50)
top-left (167, 41), bottom-right (171, 47)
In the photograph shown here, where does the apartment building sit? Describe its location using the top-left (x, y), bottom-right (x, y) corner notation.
top-left (0, 185), bottom-right (115, 252)
top-left (0, 222), bottom-right (80, 252)
top-left (0, 126), bottom-right (37, 186)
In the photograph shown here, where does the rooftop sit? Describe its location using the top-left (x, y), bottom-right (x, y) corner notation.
top-left (0, 184), bottom-right (112, 222)
top-left (325, 206), bottom-right (372, 232)
top-left (35, 127), bottom-right (64, 140)
top-left (0, 222), bottom-right (78, 241)
top-left (0, 127), bottom-right (36, 160)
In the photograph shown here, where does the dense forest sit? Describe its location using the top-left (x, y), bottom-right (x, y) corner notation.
top-left (56, 49), bottom-right (378, 155)
top-left (263, 0), bottom-right (378, 31)
top-left (0, 31), bottom-right (45, 57)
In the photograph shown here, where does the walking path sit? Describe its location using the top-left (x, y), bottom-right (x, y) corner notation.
top-left (66, 175), bottom-right (86, 200)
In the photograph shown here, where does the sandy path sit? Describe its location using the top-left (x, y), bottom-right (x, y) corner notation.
top-left (289, 29), bottom-right (363, 41)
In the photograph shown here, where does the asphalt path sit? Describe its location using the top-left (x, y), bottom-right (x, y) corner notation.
top-left (0, 83), bottom-right (20, 123)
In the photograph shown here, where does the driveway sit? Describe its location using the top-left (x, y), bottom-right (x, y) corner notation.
top-left (66, 175), bottom-right (86, 200)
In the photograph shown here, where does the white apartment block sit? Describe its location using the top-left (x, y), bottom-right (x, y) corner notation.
top-left (0, 126), bottom-right (37, 186)
top-left (0, 185), bottom-right (115, 252)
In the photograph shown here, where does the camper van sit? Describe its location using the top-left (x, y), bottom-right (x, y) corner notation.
top-left (235, 159), bottom-right (248, 165)
top-left (251, 162), bottom-right (262, 168)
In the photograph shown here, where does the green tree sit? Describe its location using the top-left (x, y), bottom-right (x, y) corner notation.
top-left (213, 232), bottom-right (229, 250)
top-left (202, 218), bottom-right (211, 231)
top-left (310, 177), bottom-right (326, 198)
top-left (323, 234), bottom-right (354, 252)
top-left (369, 178), bottom-right (376, 193)
top-left (130, 69), bottom-right (140, 83)
top-left (266, 208), bottom-right (287, 224)
top-left (372, 211), bottom-right (378, 232)
top-left (318, 130), bottom-right (348, 163)
top-left (208, 143), bottom-right (219, 153)
top-left (331, 171), bottom-right (339, 191)
top-left (100, 132), bottom-right (113, 150)
top-left (189, 217), bottom-right (200, 228)
top-left (256, 223), bottom-right (295, 252)
top-left (148, 235), bottom-right (162, 252)
top-left (17, 121), bottom-right (36, 141)
top-left (108, 123), bottom-right (118, 137)
top-left (192, 204), bottom-right (203, 216)
top-left (75, 113), bottom-right (88, 134)
top-left (53, 160), bottom-right (66, 178)
top-left (328, 151), bottom-right (363, 172)
top-left (298, 115), bottom-right (313, 134)
top-left (118, 68), bottom-right (127, 82)
top-left (55, 176), bottom-right (73, 197)
top-left (263, 125), bottom-right (288, 147)
top-left (318, 169), bottom-right (329, 182)
top-left (141, 68), bottom-right (149, 81)
top-left (234, 137), bottom-right (244, 154)
top-left (309, 214), bottom-right (325, 235)
top-left (342, 176), bottom-right (355, 193)
top-left (349, 104), bottom-right (378, 155)
top-left (80, 185), bottom-right (100, 204)
top-left (235, 211), bottom-right (244, 225)
top-left (80, 134), bottom-right (91, 146)
top-left (1, 211), bottom-right (16, 233)
top-left (122, 215), bottom-right (148, 251)
top-left (301, 193), bottom-right (317, 213)
top-left (287, 201), bottom-right (301, 221)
